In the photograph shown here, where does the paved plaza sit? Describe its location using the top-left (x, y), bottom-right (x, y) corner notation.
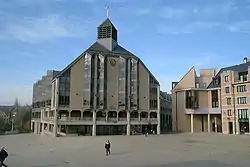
top-left (0, 133), bottom-right (250, 167)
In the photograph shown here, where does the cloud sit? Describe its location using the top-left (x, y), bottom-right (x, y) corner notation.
top-left (157, 21), bottom-right (221, 35)
top-left (0, 15), bottom-right (89, 43)
top-left (158, 2), bottom-right (239, 20)
top-left (0, 84), bottom-right (32, 105)
top-left (227, 21), bottom-right (250, 34)
top-left (136, 8), bottom-right (152, 16)
top-left (159, 6), bottom-right (186, 19)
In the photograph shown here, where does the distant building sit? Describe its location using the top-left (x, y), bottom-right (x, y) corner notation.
top-left (160, 92), bottom-right (172, 133)
top-left (31, 70), bottom-right (60, 134)
top-left (172, 57), bottom-right (250, 134)
top-left (31, 17), bottom-right (161, 137)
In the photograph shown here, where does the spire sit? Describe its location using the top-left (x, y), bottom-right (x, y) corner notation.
top-left (96, 6), bottom-right (118, 51)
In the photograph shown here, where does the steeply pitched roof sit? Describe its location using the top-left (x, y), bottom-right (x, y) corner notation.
top-left (53, 41), bottom-right (159, 85)
top-left (207, 61), bottom-right (250, 88)
top-left (99, 18), bottom-right (116, 28)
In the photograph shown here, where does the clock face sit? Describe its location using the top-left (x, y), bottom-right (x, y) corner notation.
top-left (110, 59), bottom-right (116, 66)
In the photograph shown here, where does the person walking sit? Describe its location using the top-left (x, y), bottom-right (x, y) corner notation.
top-left (104, 140), bottom-right (111, 156)
top-left (0, 147), bottom-right (8, 167)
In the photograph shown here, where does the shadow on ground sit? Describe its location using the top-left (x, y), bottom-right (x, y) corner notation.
top-left (140, 160), bottom-right (239, 167)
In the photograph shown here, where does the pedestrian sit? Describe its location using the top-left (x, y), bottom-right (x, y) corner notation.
top-left (0, 147), bottom-right (8, 167)
top-left (104, 140), bottom-right (111, 156)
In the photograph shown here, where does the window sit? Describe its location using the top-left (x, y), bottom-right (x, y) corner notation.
top-left (225, 87), bottom-right (230, 93)
top-left (211, 90), bottom-right (219, 108)
top-left (227, 109), bottom-right (232, 116)
top-left (185, 90), bottom-right (199, 109)
top-left (237, 97), bottom-right (247, 104)
top-left (237, 85), bottom-right (247, 92)
top-left (227, 98), bottom-right (231, 105)
top-left (224, 75), bottom-right (229, 82)
top-left (238, 109), bottom-right (248, 119)
top-left (238, 72), bottom-right (248, 82)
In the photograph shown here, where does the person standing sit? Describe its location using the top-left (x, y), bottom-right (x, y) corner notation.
top-left (0, 147), bottom-right (8, 167)
top-left (104, 140), bottom-right (111, 156)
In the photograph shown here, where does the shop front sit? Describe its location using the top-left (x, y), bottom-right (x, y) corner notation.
top-left (238, 118), bottom-right (249, 133)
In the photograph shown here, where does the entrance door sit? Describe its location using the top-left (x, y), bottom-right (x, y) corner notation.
top-left (228, 122), bottom-right (233, 134)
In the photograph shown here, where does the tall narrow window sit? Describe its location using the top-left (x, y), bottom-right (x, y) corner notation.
top-left (96, 54), bottom-right (105, 108)
top-left (83, 54), bottom-right (92, 106)
top-left (58, 70), bottom-right (70, 106)
top-left (211, 90), bottom-right (219, 108)
top-left (130, 59), bottom-right (137, 108)
top-left (118, 57), bottom-right (126, 107)
top-left (185, 90), bottom-right (199, 109)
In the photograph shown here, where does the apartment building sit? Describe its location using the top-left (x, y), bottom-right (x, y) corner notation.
top-left (31, 70), bottom-right (60, 135)
top-left (32, 17), bottom-right (161, 137)
top-left (160, 92), bottom-right (172, 133)
top-left (172, 58), bottom-right (250, 134)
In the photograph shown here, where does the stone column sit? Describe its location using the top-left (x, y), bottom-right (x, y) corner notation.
top-left (214, 117), bottom-right (218, 132)
top-left (127, 111), bottom-right (131, 136)
top-left (157, 85), bottom-right (161, 135)
top-left (53, 110), bottom-right (58, 137)
top-left (191, 114), bottom-right (194, 133)
top-left (92, 110), bottom-right (96, 136)
top-left (207, 114), bottom-right (211, 132)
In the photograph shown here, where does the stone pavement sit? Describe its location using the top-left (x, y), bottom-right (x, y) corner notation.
top-left (0, 133), bottom-right (250, 167)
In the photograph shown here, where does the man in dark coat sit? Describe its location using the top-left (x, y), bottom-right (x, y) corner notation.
top-left (104, 140), bottom-right (111, 156)
top-left (0, 147), bottom-right (8, 167)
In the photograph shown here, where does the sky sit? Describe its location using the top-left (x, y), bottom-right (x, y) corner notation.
top-left (0, 0), bottom-right (250, 105)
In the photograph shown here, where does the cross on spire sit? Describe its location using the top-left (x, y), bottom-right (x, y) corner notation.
top-left (106, 5), bottom-right (110, 18)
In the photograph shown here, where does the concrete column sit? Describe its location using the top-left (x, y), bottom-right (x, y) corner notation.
top-left (148, 112), bottom-right (150, 121)
top-left (157, 85), bottom-right (161, 135)
top-left (236, 121), bottom-right (240, 134)
top-left (53, 110), bottom-right (58, 137)
top-left (138, 112), bottom-right (141, 122)
top-left (68, 111), bottom-right (71, 121)
top-left (207, 114), bottom-right (211, 132)
top-left (105, 110), bottom-right (108, 121)
top-left (92, 110), bottom-right (96, 136)
top-left (81, 111), bottom-right (83, 120)
top-left (191, 114), bottom-right (194, 133)
top-left (117, 111), bottom-right (119, 122)
top-left (214, 117), bottom-right (218, 132)
top-left (41, 123), bottom-right (45, 133)
top-left (249, 115), bottom-right (250, 133)
top-left (127, 111), bottom-right (131, 136)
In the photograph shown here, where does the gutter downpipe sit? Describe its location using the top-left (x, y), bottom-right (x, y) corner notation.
top-left (175, 91), bottom-right (178, 132)
top-left (232, 84), bottom-right (237, 134)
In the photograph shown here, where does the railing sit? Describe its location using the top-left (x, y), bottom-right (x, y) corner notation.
top-left (140, 118), bottom-right (148, 122)
top-left (70, 117), bottom-right (81, 121)
top-left (150, 118), bottom-right (158, 122)
top-left (97, 117), bottom-right (106, 121)
top-left (82, 117), bottom-right (92, 121)
top-left (131, 118), bottom-right (139, 121)
top-left (118, 118), bottom-right (126, 121)
top-left (107, 118), bottom-right (117, 122)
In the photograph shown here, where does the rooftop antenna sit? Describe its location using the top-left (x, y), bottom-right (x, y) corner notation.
top-left (106, 5), bottom-right (110, 18)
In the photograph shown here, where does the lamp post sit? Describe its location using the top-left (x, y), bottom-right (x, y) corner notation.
top-left (11, 113), bottom-right (16, 131)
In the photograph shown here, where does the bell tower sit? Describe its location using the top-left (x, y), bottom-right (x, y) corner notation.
top-left (97, 6), bottom-right (118, 51)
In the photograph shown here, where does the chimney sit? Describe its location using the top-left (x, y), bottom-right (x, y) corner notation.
top-left (243, 57), bottom-right (247, 63)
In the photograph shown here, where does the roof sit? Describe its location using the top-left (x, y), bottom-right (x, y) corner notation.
top-left (99, 18), bottom-right (116, 28)
top-left (207, 61), bottom-right (250, 88)
top-left (53, 41), bottom-right (159, 85)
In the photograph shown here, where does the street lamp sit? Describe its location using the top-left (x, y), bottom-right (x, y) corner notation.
top-left (11, 113), bottom-right (16, 131)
